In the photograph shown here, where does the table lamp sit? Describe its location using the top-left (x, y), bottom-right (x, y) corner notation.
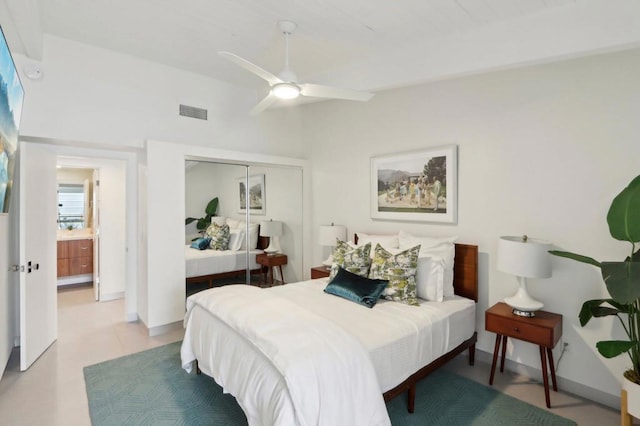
top-left (260, 220), bottom-right (283, 255)
top-left (318, 223), bottom-right (347, 267)
top-left (497, 235), bottom-right (552, 317)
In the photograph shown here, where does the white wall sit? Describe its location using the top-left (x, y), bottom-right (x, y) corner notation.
top-left (13, 34), bottom-right (305, 158)
top-left (301, 48), bottom-right (640, 405)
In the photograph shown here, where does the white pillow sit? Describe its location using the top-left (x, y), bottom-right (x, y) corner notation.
top-left (210, 216), bottom-right (226, 225)
top-left (356, 232), bottom-right (399, 258)
top-left (228, 227), bottom-right (245, 251)
top-left (226, 218), bottom-right (241, 229)
top-left (240, 222), bottom-right (259, 250)
top-left (399, 231), bottom-right (457, 298)
top-left (416, 255), bottom-right (445, 302)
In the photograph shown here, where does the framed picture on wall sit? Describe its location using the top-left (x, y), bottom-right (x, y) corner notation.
top-left (0, 26), bottom-right (25, 214)
top-left (237, 174), bottom-right (266, 215)
top-left (370, 145), bottom-right (457, 224)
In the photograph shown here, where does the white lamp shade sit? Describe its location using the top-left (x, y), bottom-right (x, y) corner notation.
top-left (318, 224), bottom-right (347, 247)
top-left (498, 236), bottom-right (552, 279)
top-left (260, 220), bottom-right (283, 238)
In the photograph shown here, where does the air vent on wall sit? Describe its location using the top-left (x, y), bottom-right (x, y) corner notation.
top-left (179, 104), bottom-right (208, 120)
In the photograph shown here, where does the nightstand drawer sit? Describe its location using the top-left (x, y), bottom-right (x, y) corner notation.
top-left (486, 314), bottom-right (553, 347)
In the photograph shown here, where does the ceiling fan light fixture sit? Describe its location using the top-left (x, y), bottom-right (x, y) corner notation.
top-left (272, 82), bottom-right (300, 99)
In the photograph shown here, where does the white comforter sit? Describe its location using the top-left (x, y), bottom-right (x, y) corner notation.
top-left (181, 284), bottom-right (391, 426)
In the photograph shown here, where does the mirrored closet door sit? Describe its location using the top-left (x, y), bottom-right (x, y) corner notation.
top-left (184, 160), bottom-right (302, 296)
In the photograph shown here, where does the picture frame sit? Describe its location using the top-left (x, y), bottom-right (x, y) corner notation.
top-left (0, 26), bottom-right (25, 214)
top-left (237, 174), bottom-right (266, 215)
top-left (370, 145), bottom-right (457, 224)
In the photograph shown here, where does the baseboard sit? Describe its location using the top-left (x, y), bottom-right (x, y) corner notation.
top-left (147, 320), bottom-right (182, 337)
top-left (474, 349), bottom-right (619, 410)
top-left (57, 275), bottom-right (92, 286)
top-left (100, 291), bottom-right (124, 302)
top-left (126, 312), bottom-right (139, 323)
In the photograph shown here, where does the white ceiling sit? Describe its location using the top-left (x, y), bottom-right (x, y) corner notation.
top-left (2, 0), bottom-right (639, 95)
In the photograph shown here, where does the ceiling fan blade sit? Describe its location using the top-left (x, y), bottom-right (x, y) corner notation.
top-left (219, 51), bottom-right (281, 86)
top-left (250, 93), bottom-right (278, 116)
top-left (299, 83), bottom-right (374, 102)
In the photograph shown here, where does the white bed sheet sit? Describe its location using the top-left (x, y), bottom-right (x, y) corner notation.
top-left (181, 278), bottom-right (475, 426)
top-left (182, 285), bottom-right (390, 426)
top-left (185, 246), bottom-right (263, 278)
top-left (269, 278), bottom-right (476, 392)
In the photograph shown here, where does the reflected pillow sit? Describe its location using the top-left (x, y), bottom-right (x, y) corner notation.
top-left (189, 237), bottom-right (211, 250)
top-left (329, 240), bottom-right (372, 280)
top-left (324, 267), bottom-right (388, 308)
top-left (210, 216), bottom-right (226, 226)
top-left (206, 223), bottom-right (230, 250)
top-left (369, 243), bottom-right (420, 306)
top-left (226, 218), bottom-right (241, 229)
top-left (239, 222), bottom-right (259, 250)
top-left (228, 228), bottom-right (245, 251)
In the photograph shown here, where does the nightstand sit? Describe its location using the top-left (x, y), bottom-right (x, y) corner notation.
top-left (485, 302), bottom-right (562, 408)
top-left (256, 253), bottom-right (287, 285)
top-left (310, 266), bottom-right (331, 279)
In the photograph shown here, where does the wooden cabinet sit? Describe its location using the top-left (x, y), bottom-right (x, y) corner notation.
top-left (485, 302), bottom-right (562, 408)
top-left (256, 253), bottom-right (287, 285)
top-left (57, 239), bottom-right (93, 278)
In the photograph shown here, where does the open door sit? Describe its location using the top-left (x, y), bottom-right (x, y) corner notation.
top-left (17, 142), bottom-right (57, 371)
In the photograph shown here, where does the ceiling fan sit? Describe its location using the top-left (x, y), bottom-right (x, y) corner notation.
top-left (219, 20), bottom-right (375, 115)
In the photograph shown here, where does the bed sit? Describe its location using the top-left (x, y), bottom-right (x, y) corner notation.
top-left (181, 240), bottom-right (478, 425)
top-left (185, 233), bottom-right (269, 288)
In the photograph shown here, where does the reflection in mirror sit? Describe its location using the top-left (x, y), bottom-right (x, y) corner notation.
top-left (184, 160), bottom-right (303, 297)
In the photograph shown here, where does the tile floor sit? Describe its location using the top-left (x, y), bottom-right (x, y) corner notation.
top-left (0, 285), bottom-right (625, 425)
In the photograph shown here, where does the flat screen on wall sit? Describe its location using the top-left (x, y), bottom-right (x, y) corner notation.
top-left (0, 25), bottom-right (24, 214)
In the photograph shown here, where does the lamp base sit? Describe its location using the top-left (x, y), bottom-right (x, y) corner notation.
top-left (504, 277), bottom-right (543, 316)
top-left (264, 238), bottom-right (280, 255)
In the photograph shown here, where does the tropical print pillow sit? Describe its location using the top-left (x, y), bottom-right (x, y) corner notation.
top-left (369, 243), bottom-right (420, 306)
top-left (206, 223), bottom-right (230, 250)
top-left (329, 240), bottom-right (372, 280)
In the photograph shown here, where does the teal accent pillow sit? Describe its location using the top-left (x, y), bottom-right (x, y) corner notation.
top-left (324, 267), bottom-right (388, 308)
top-left (190, 237), bottom-right (211, 250)
top-left (369, 243), bottom-right (421, 306)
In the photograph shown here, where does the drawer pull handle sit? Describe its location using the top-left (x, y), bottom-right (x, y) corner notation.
top-left (514, 327), bottom-right (520, 332)
top-left (81, 247), bottom-right (88, 250)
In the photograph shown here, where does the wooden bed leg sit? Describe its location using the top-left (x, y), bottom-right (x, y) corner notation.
top-left (468, 343), bottom-right (476, 365)
top-left (195, 360), bottom-right (201, 375)
top-left (407, 384), bottom-right (416, 413)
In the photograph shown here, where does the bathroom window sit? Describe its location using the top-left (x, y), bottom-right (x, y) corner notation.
top-left (58, 183), bottom-right (85, 229)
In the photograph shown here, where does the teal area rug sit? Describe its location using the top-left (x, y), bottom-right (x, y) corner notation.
top-left (84, 341), bottom-right (576, 425)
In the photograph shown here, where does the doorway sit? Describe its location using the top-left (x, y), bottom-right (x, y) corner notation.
top-left (55, 167), bottom-right (99, 299)
top-left (55, 156), bottom-right (127, 304)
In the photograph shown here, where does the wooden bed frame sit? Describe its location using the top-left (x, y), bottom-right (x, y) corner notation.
top-left (186, 235), bottom-right (270, 288)
top-left (195, 238), bottom-right (479, 415)
top-left (351, 234), bottom-right (479, 412)
top-left (382, 243), bottom-right (479, 413)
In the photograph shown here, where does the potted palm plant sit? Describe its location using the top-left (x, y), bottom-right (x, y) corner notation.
top-left (185, 197), bottom-right (219, 235)
top-left (550, 174), bottom-right (640, 415)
